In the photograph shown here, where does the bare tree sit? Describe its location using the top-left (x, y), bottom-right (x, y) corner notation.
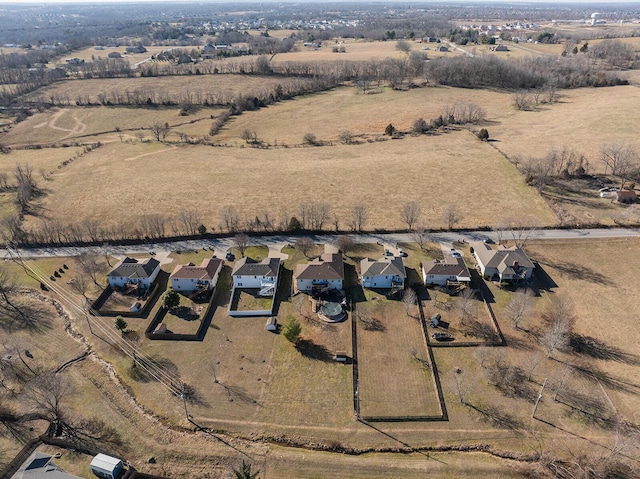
top-left (600, 143), bottom-right (639, 189)
top-left (540, 296), bottom-right (575, 358)
top-left (300, 201), bottom-right (331, 230)
top-left (455, 288), bottom-right (477, 325)
top-left (68, 272), bottom-right (90, 300)
top-left (240, 128), bottom-right (258, 145)
top-left (336, 235), bottom-right (355, 256)
top-left (504, 288), bottom-right (534, 330)
top-left (233, 233), bottom-right (250, 257)
top-left (76, 253), bottom-right (102, 287)
top-left (411, 226), bottom-right (430, 250)
top-left (339, 130), bottom-right (354, 145)
top-left (14, 163), bottom-right (38, 214)
top-left (523, 352), bottom-right (541, 381)
top-left (150, 122), bottom-right (171, 142)
top-left (451, 369), bottom-right (475, 404)
top-left (499, 216), bottom-right (539, 249)
top-left (350, 204), bottom-right (368, 232)
top-left (400, 201), bottom-right (422, 230)
top-left (178, 209), bottom-right (202, 236)
top-left (402, 288), bottom-right (418, 317)
top-left (552, 363), bottom-right (572, 401)
top-left (220, 205), bottom-right (240, 233)
top-left (295, 237), bottom-right (314, 258)
top-left (442, 203), bottom-right (462, 230)
top-left (26, 373), bottom-right (71, 422)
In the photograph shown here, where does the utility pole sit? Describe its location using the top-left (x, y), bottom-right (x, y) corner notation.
top-left (532, 377), bottom-right (547, 419)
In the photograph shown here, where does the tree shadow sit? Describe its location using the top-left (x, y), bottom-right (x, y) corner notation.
top-left (557, 388), bottom-right (618, 430)
top-left (571, 362), bottom-right (640, 395)
top-left (464, 318), bottom-right (498, 342)
top-left (183, 383), bottom-right (209, 407)
top-left (0, 299), bottom-right (53, 333)
top-left (295, 339), bottom-right (333, 362)
top-left (358, 316), bottom-right (386, 332)
top-left (487, 362), bottom-right (536, 401)
top-left (569, 333), bottom-right (640, 365)
top-left (218, 383), bottom-right (260, 406)
top-left (172, 306), bottom-right (199, 321)
top-left (467, 403), bottom-right (525, 432)
top-left (536, 258), bottom-right (612, 286)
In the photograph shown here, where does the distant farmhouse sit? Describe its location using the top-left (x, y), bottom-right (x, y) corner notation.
top-left (126, 45), bottom-right (147, 54)
top-left (294, 245), bottom-right (344, 293)
top-left (107, 257), bottom-right (161, 290)
top-left (472, 242), bottom-right (534, 283)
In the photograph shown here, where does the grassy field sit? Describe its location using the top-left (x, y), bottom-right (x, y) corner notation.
top-left (17, 127), bottom-right (555, 234)
top-left (5, 81), bottom-right (640, 232)
top-left (355, 291), bottom-right (441, 418)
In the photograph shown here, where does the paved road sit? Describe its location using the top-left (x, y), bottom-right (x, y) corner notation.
top-left (2, 228), bottom-right (638, 260)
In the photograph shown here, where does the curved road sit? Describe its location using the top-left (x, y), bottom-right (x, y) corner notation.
top-left (2, 227), bottom-right (639, 260)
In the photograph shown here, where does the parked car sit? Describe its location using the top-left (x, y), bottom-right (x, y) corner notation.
top-left (225, 251), bottom-right (235, 261)
top-left (450, 249), bottom-right (461, 258)
top-left (483, 238), bottom-right (495, 244)
top-left (431, 332), bottom-right (454, 341)
top-left (385, 249), bottom-right (393, 256)
top-left (398, 248), bottom-right (407, 257)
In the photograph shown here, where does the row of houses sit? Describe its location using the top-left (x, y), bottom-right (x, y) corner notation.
top-left (105, 242), bottom-right (534, 302)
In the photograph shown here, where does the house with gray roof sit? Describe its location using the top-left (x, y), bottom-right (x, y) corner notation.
top-left (232, 257), bottom-right (281, 290)
top-left (107, 256), bottom-right (161, 290)
top-left (294, 245), bottom-right (344, 293)
top-left (421, 257), bottom-right (472, 286)
top-left (472, 242), bottom-right (534, 282)
top-left (360, 256), bottom-right (406, 289)
top-left (11, 451), bottom-right (82, 479)
top-left (170, 257), bottom-right (223, 293)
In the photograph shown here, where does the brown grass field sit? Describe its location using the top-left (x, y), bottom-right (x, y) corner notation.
top-left (356, 291), bottom-right (441, 418)
top-left (17, 128), bottom-right (555, 233)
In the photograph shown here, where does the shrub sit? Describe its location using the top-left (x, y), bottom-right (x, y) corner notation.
top-left (384, 124), bottom-right (396, 136)
top-left (303, 133), bottom-right (318, 146)
top-left (477, 128), bottom-right (489, 141)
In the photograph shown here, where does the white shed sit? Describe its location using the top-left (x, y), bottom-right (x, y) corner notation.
top-left (90, 453), bottom-right (123, 479)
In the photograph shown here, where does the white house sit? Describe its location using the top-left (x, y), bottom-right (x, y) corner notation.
top-left (89, 454), bottom-right (123, 479)
top-left (294, 245), bottom-right (344, 293)
top-left (472, 242), bottom-right (534, 282)
top-left (421, 257), bottom-right (471, 286)
top-left (360, 256), bottom-right (406, 289)
top-left (106, 257), bottom-right (161, 290)
top-left (232, 257), bottom-right (281, 296)
top-left (170, 257), bottom-right (223, 293)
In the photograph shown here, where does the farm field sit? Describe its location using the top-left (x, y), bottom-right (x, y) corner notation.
top-left (18, 128), bottom-right (555, 233)
top-left (50, 45), bottom-right (173, 67)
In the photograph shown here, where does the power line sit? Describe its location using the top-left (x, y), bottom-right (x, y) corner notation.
top-left (14, 250), bottom-right (184, 397)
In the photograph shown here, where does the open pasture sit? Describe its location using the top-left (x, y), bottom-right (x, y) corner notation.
top-left (1, 105), bottom-right (225, 146)
top-left (20, 127), bottom-right (555, 233)
top-left (50, 45), bottom-right (173, 66)
top-left (490, 84), bottom-right (640, 165)
top-left (26, 74), bottom-right (289, 106)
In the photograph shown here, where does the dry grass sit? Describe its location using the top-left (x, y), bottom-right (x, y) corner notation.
top-left (491, 85), bottom-right (640, 166)
top-left (50, 45), bottom-right (175, 67)
top-left (19, 127), bottom-right (555, 233)
top-left (356, 293), bottom-right (441, 418)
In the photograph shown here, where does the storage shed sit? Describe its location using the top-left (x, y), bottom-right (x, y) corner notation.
top-left (266, 317), bottom-right (277, 332)
top-left (90, 454), bottom-right (123, 479)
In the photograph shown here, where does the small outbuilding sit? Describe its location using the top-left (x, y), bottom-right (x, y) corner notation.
top-left (90, 453), bottom-right (123, 479)
top-left (334, 351), bottom-right (348, 362)
top-left (266, 317), bottom-right (277, 332)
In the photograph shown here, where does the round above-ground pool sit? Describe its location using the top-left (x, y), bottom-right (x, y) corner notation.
top-left (319, 301), bottom-right (347, 322)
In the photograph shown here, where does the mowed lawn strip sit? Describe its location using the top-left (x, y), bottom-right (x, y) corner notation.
top-left (356, 296), bottom-right (440, 418)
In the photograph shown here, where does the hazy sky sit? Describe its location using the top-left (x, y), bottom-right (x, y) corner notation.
top-left (2, 0), bottom-right (640, 4)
